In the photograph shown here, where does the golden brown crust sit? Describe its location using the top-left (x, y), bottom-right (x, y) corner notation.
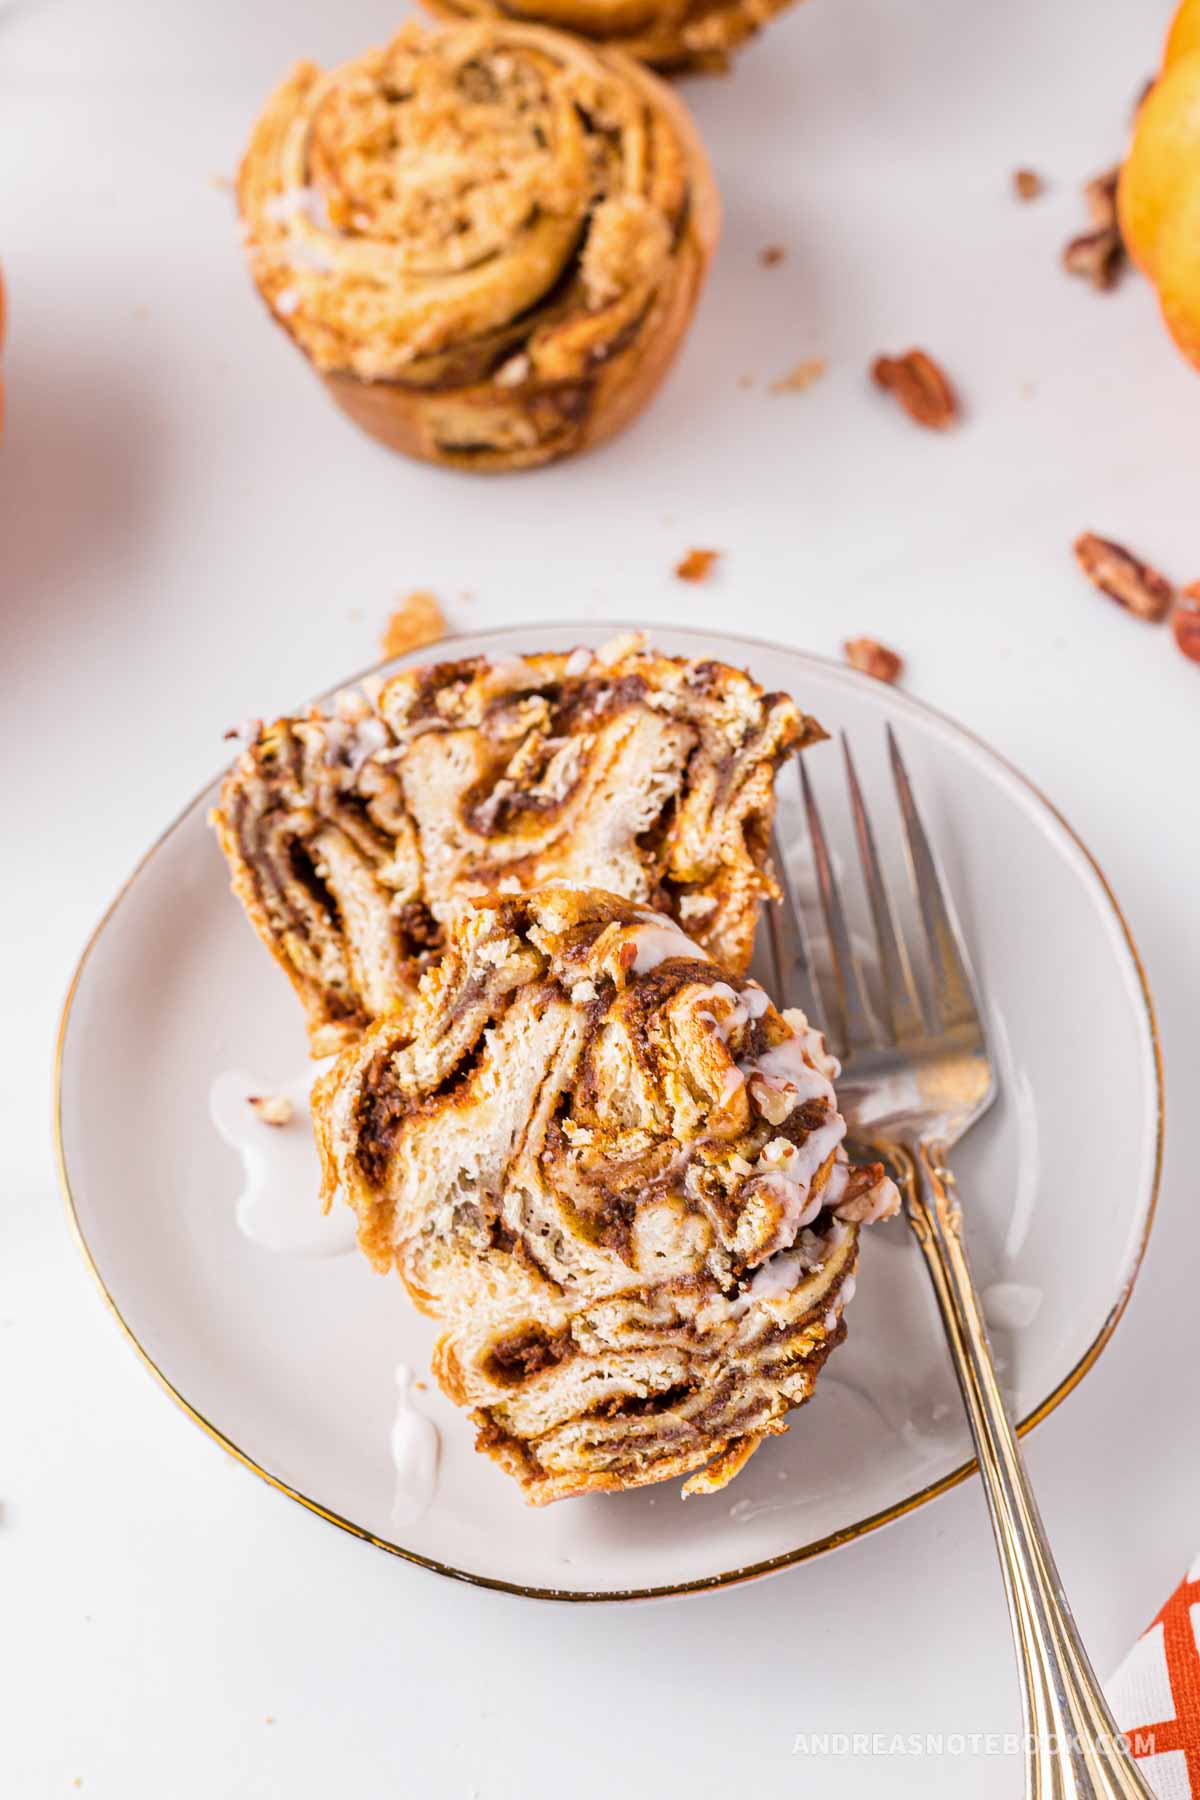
top-left (312, 886), bottom-right (899, 1502)
top-left (211, 639), bottom-right (823, 1055)
top-left (237, 22), bottom-right (719, 471)
top-left (418, 0), bottom-right (802, 75)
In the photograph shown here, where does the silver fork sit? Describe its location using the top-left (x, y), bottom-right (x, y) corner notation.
top-left (766, 728), bottom-right (1153, 1800)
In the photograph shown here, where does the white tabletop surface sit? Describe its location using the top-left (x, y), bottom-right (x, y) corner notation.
top-left (3, 0), bottom-right (1197, 1793)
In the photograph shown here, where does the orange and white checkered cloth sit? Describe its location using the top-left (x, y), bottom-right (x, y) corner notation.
top-left (1107, 1558), bottom-right (1200, 1797)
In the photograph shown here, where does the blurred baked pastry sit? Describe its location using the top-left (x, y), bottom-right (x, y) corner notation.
top-left (419, 0), bottom-right (801, 74)
top-left (212, 639), bottom-right (821, 1055)
top-left (313, 887), bottom-right (898, 1502)
top-left (236, 21), bottom-right (719, 470)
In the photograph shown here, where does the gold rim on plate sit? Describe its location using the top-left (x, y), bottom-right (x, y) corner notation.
top-left (54, 625), bottom-right (1164, 1603)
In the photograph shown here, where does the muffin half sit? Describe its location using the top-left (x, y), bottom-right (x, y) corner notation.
top-left (237, 21), bottom-right (719, 470)
top-left (314, 887), bottom-right (898, 1502)
top-left (211, 638), bottom-right (822, 1055)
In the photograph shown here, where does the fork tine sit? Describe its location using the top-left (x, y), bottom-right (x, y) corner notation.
top-left (797, 760), bottom-right (881, 1054)
top-left (841, 734), bottom-right (925, 1043)
top-left (765, 826), bottom-right (824, 1028)
top-left (886, 725), bottom-right (983, 1036)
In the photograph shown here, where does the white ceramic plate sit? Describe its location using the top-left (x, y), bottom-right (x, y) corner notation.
top-left (56, 625), bottom-right (1161, 1601)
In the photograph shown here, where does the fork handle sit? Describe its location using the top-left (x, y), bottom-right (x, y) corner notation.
top-left (900, 1140), bottom-right (1154, 1800)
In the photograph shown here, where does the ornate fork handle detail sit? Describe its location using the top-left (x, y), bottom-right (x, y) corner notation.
top-left (898, 1140), bottom-right (1155, 1800)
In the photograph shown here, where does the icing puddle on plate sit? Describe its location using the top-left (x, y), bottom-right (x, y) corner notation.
top-left (211, 1067), bottom-right (442, 1521)
top-left (209, 1062), bottom-right (358, 1257)
top-left (390, 1365), bottom-right (441, 1527)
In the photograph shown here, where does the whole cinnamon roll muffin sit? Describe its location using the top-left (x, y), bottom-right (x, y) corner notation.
top-left (236, 22), bottom-right (719, 470)
top-left (420, 0), bottom-right (802, 74)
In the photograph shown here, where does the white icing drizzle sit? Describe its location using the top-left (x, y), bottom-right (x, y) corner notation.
top-left (727, 1220), bottom-right (851, 1319)
top-left (389, 1365), bottom-right (440, 1528)
top-left (564, 647), bottom-right (593, 677)
top-left (738, 1246), bottom-right (807, 1307)
top-left (741, 982), bottom-right (770, 1020)
top-left (322, 713), bottom-right (390, 776)
top-left (719, 1066), bottom-right (746, 1106)
top-left (627, 920), bottom-right (708, 972)
top-left (821, 1159), bottom-right (851, 1209)
top-left (209, 1062), bottom-right (357, 1257)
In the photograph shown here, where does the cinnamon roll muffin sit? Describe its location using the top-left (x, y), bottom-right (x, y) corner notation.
top-left (314, 887), bottom-right (898, 1502)
top-left (420, 0), bottom-right (802, 75)
top-left (212, 639), bottom-right (822, 1056)
top-left (236, 22), bottom-right (719, 470)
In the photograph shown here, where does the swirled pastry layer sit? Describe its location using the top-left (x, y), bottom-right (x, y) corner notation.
top-left (419, 0), bottom-right (801, 74)
top-left (212, 639), bottom-right (822, 1056)
top-left (237, 22), bottom-right (719, 469)
top-left (313, 887), bottom-right (898, 1502)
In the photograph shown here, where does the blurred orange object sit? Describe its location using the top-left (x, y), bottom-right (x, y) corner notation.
top-left (1119, 0), bottom-right (1200, 369)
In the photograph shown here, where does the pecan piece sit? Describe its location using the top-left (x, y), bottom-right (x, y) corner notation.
top-left (1073, 533), bottom-right (1173, 622)
top-left (871, 349), bottom-right (958, 430)
top-left (844, 637), bottom-right (904, 684)
top-left (1063, 228), bottom-right (1124, 290)
top-left (1083, 167), bottom-right (1120, 227)
top-left (1064, 168), bottom-right (1126, 290)
top-left (1012, 168), bottom-right (1044, 201)
top-left (675, 547), bottom-right (721, 582)
top-left (247, 1093), bottom-right (293, 1127)
top-left (1173, 585), bottom-right (1200, 664)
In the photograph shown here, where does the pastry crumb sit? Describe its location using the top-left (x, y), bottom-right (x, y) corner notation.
top-left (758, 245), bottom-right (786, 267)
top-left (771, 357), bottom-right (826, 394)
top-left (596, 630), bottom-right (646, 665)
top-left (247, 1093), bottom-right (293, 1127)
top-left (1012, 168), bottom-right (1044, 200)
top-left (381, 591), bottom-right (447, 659)
top-left (223, 717), bottom-right (262, 745)
top-left (210, 173), bottom-right (235, 192)
top-left (675, 548), bottom-right (721, 583)
top-left (844, 637), bottom-right (904, 684)
top-left (736, 373), bottom-right (755, 390)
